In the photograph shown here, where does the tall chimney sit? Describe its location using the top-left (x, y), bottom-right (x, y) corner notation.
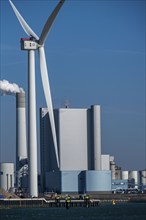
top-left (16, 92), bottom-right (28, 188)
top-left (91, 105), bottom-right (101, 170)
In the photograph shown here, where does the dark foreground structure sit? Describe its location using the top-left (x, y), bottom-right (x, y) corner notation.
top-left (0, 198), bottom-right (99, 209)
top-left (0, 194), bottom-right (146, 209)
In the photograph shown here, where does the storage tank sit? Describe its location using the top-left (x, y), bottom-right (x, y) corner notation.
top-left (139, 170), bottom-right (146, 188)
top-left (122, 171), bottom-right (129, 180)
top-left (0, 163), bottom-right (14, 191)
top-left (129, 171), bottom-right (139, 189)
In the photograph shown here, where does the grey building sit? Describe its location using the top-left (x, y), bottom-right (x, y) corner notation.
top-left (40, 105), bottom-right (111, 193)
top-left (45, 170), bottom-right (111, 194)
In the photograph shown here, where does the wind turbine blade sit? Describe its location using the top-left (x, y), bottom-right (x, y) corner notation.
top-left (39, 0), bottom-right (65, 45)
top-left (9, 0), bottom-right (39, 40)
top-left (39, 46), bottom-right (59, 167)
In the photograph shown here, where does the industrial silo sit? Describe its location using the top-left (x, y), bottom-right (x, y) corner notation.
top-left (129, 171), bottom-right (139, 189)
top-left (122, 171), bottom-right (129, 180)
top-left (139, 170), bottom-right (146, 190)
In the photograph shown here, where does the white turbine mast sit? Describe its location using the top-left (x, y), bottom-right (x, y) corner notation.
top-left (9, 0), bottom-right (65, 197)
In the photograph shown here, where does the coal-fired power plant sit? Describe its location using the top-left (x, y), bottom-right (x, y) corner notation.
top-left (16, 93), bottom-right (28, 189)
top-left (1, 0), bottom-right (145, 198)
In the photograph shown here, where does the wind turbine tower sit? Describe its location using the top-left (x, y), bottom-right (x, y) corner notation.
top-left (9, 0), bottom-right (65, 197)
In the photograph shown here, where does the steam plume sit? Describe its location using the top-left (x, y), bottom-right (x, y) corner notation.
top-left (0, 80), bottom-right (24, 95)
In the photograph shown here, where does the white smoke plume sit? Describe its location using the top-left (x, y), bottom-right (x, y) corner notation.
top-left (0, 80), bottom-right (24, 95)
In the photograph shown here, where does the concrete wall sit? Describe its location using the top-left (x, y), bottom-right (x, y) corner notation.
top-left (58, 108), bottom-right (88, 171)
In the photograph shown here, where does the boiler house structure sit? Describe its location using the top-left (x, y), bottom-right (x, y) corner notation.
top-left (40, 105), bottom-right (112, 193)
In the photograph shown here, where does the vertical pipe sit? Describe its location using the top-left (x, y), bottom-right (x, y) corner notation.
top-left (28, 50), bottom-right (38, 197)
top-left (91, 105), bottom-right (101, 170)
top-left (6, 174), bottom-right (9, 191)
top-left (10, 174), bottom-right (13, 188)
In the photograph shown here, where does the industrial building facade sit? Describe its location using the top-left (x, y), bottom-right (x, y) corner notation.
top-left (0, 103), bottom-right (145, 194)
top-left (40, 105), bottom-right (112, 193)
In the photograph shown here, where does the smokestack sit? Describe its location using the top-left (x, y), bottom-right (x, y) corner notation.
top-left (91, 105), bottom-right (101, 170)
top-left (0, 79), bottom-right (28, 188)
top-left (0, 80), bottom-right (24, 95)
top-left (16, 92), bottom-right (28, 187)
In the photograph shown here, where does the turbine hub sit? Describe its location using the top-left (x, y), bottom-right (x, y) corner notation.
top-left (20, 38), bottom-right (39, 50)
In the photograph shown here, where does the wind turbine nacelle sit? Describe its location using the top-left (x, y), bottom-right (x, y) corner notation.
top-left (21, 38), bottom-right (38, 50)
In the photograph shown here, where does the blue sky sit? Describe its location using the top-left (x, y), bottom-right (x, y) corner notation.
top-left (0, 0), bottom-right (145, 171)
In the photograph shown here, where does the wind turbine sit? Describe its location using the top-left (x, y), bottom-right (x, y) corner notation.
top-left (9, 0), bottom-right (65, 197)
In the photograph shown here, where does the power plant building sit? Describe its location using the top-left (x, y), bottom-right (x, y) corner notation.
top-left (0, 163), bottom-right (14, 191)
top-left (40, 105), bottom-right (111, 193)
